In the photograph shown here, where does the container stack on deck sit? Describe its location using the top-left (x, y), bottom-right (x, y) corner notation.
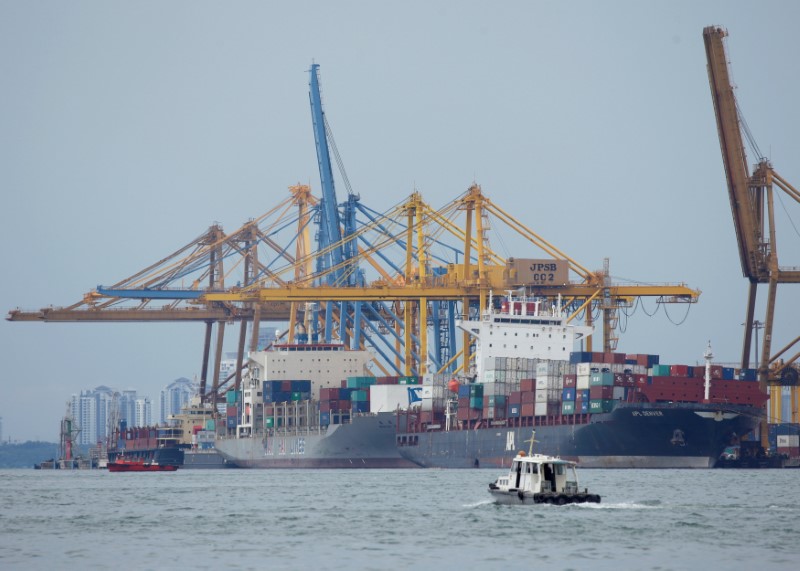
top-left (401, 351), bottom-right (770, 432)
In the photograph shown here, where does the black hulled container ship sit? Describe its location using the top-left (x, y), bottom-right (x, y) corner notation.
top-left (395, 293), bottom-right (766, 468)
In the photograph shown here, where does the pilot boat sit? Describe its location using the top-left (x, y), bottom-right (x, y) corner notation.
top-left (488, 431), bottom-right (600, 505)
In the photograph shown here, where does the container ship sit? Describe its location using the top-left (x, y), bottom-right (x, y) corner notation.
top-left (214, 293), bottom-right (784, 469)
top-left (105, 399), bottom-right (233, 469)
top-left (395, 294), bottom-right (769, 468)
top-left (107, 423), bottom-right (184, 467)
top-left (213, 342), bottom-right (418, 468)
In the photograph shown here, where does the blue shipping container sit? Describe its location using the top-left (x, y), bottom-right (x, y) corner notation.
top-left (291, 380), bottom-right (312, 392)
top-left (562, 388), bottom-right (576, 402)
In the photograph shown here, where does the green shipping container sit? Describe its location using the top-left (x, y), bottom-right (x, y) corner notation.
top-left (291, 392), bottom-right (302, 401)
top-left (652, 364), bottom-right (671, 376)
top-left (205, 420), bottom-right (215, 431)
top-left (226, 390), bottom-right (240, 404)
top-left (399, 376), bottom-right (419, 385)
top-left (265, 418), bottom-right (274, 428)
top-left (469, 384), bottom-right (484, 397)
top-left (590, 372), bottom-right (614, 386)
top-left (589, 399), bottom-right (615, 413)
top-left (351, 390), bottom-right (369, 402)
top-left (562, 401), bottom-right (575, 415)
top-left (469, 396), bottom-right (483, 409)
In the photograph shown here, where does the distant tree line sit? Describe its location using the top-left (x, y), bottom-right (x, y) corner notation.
top-left (0, 441), bottom-right (59, 469)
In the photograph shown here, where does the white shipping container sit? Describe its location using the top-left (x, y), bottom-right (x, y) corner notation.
top-left (536, 377), bottom-right (549, 390)
top-left (484, 370), bottom-right (496, 383)
top-left (576, 363), bottom-right (592, 376)
top-left (535, 389), bottom-right (548, 403)
top-left (534, 402), bottom-right (548, 416)
top-left (369, 385), bottom-right (425, 413)
top-left (577, 375), bottom-right (590, 390)
top-left (612, 386), bottom-right (626, 400)
top-left (777, 435), bottom-right (800, 447)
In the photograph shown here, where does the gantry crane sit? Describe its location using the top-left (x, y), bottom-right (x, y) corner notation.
top-left (8, 63), bottom-right (702, 400)
top-left (704, 26), bottom-right (800, 424)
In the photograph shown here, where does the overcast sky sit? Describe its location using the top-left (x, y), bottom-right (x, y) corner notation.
top-left (2, 1), bottom-right (798, 442)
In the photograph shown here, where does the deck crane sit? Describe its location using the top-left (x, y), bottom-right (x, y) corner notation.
top-left (704, 26), bottom-right (800, 422)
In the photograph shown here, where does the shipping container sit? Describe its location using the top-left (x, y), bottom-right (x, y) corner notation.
top-left (226, 390), bottom-right (240, 405)
top-left (589, 399), bottom-right (615, 413)
top-left (562, 401), bottom-right (575, 415)
top-left (590, 372), bottom-right (614, 387)
top-left (589, 385), bottom-right (614, 400)
top-left (651, 364), bottom-right (671, 376)
top-left (562, 387), bottom-right (576, 402)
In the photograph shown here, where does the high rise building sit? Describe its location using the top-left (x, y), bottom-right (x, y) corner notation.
top-left (69, 386), bottom-right (117, 446)
top-left (159, 377), bottom-right (197, 424)
top-left (134, 398), bottom-right (152, 427)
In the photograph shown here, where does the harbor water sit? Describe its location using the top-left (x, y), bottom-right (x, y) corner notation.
top-left (0, 468), bottom-right (797, 570)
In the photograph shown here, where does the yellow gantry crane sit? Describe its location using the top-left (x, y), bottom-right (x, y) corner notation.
top-left (704, 26), bottom-right (800, 424)
top-left (204, 183), bottom-right (700, 378)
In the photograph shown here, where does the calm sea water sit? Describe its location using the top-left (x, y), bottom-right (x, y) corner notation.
top-left (0, 468), bottom-right (797, 570)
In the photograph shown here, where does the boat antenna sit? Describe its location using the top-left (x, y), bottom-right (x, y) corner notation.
top-left (525, 430), bottom-right (538, 456)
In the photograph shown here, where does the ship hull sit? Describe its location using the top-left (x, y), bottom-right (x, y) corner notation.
top-left (182, 449), bottom-right (236, 469)
top-left (215, 413), bottom-right (418, 469)
top-left (397, 403), bottom-right (761, 469)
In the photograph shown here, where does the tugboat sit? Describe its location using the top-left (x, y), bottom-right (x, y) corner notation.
top-left (488, 431), bottom-right (600, 505)
top-left (107, 457), bottom-right (179, 472)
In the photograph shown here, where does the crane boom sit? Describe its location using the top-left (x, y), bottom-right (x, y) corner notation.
top-left (703, 26), bottom-right (761, 279)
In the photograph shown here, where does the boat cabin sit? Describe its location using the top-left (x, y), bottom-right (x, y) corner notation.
top-left (500, 453), bottom-right (580, 495)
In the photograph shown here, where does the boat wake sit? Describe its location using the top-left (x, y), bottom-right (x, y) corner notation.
top-left (464, 499), bottom-right (495, 508)
top-left (575, 501), bottom-right (660, 510)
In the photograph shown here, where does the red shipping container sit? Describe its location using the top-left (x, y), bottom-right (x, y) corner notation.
top-left (521, 379), bottom-right (536, 392)
top-left (457, 407), bottom-right (481, 421)
top-left (458, 397), bottom-right (470, 409)
top-left (589, 385), bottom-right (614, 400)
top-left (777, 447), bottom-right (800, 458)
top-left (320, 388), bottom-right (340, 400)
top-left (521, 391), bottom-right (536, 404)
top-left (319, 401), bottom-right (331, 413)
top-left (563, 374), bottom-right (577, 388)
top-left (521, 403), bottom-right (535, 417)
top-left (509, 391), bottom-right (522, 404)
top-left (670, 365), bottom-right (690, 377)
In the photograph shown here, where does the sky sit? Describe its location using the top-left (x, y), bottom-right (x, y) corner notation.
top-left (1, 1), bottom-right (799, 442)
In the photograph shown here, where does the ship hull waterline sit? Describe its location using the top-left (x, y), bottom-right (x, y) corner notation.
top-left (396, 403), bottom-right (762, 469)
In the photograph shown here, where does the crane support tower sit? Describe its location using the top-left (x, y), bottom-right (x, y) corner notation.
top-left (704, 25), bottom-right (800, 424)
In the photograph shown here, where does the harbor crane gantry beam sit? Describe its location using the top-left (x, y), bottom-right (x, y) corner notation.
top-left (8, 65), bottom-right (702, 400)
top-left (704, 26), bottom-right (800, 401)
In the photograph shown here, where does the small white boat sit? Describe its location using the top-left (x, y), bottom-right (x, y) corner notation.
top-left (488, 432), bottom-right (601, 505)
